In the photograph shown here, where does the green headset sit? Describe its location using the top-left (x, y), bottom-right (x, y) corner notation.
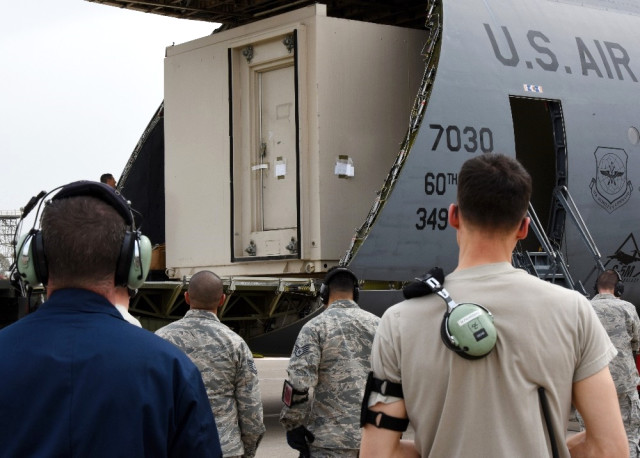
top-left (15, 181), bottom-right (152, 290)
top-left (404, 268), bottom-right (497, 360)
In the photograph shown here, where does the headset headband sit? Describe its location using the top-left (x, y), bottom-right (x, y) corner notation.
top-left (323, 267), bottom-right (358, 287)
top-left (610, 269), bottom-right (622, 282)
top-left (52, 181), bottom-right (134, 226)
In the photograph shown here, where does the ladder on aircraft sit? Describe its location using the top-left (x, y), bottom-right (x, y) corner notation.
top-left (512, 186), bottom-right (605, 296)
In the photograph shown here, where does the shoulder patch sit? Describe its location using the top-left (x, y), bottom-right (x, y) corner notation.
top-left (293, 343), bottom-right (312, 358)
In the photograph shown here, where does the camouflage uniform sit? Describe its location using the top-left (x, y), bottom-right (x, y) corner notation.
top-left (591, 293), bottom-right (640, 457)
top-left (280, 299), bottom-right (381, 456)
top-left (156, 310), bottom-right (265, 457)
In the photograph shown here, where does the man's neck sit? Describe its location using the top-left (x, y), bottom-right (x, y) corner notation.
top-left (47, 280), bottom-right (116, 304)
top-left (597, 289), bottom-right (615, 296)
top-left (327, 295), bottom-right (353, 304)
top-left (456, 227), bottom-right (518, 271)
top-left (191, 306), bottom-right (218, 315)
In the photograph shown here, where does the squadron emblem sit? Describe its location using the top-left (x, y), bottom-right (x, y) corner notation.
top-left (604, 233), bottom-right (640, 284)
top-left (589, 147), bottom-right (633, 213)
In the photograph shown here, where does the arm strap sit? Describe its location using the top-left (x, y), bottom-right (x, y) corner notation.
top-left (370, 375), bottom-right (404, 398)
top-left (282, 380), bottom-right (309, 407)
top-left (362, 410), bottom-right (410, 432)
top-left (360, 372), bottom-right (409, 431)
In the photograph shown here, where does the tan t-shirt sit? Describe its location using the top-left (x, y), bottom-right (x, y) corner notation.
top-left (371, 262), bottom-right (616, 458)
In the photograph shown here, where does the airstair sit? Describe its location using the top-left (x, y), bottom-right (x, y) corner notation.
top-left (512, 186), bottom-right (605, 296)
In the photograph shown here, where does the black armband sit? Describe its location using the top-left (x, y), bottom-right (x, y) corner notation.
top-left (360, 372), bottom-right (409, 431)
top-left (282, 380), bottom-right (309, 407)
top-left (370, 374), bottom-right (404, 398)
top-left (362, 410), bottom-right (410, 432)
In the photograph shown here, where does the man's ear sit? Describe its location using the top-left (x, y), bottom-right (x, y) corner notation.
top-left (516, 217), bottom-right (530, 240)
top-left (218, 293), bottom-right (226, 307)
top-left (448, 204), bottom-right (460, 229)
top-left (184, 291), bottom-right (190, 305)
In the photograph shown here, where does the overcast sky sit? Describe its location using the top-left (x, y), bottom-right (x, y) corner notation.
top-left (0, 1), bottom-right (216, 211)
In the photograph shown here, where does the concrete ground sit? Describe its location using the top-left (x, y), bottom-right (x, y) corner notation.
top-left (255, 357), bottom-right (298, 457)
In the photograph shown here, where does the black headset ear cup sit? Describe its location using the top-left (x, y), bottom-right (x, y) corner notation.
top-left (319, 283), bottom-right (329, 304)
top-left (320, 267), bottom-right (359, 304)
top-left (115, 231), bottom-right (135, 287)
top-left (16, 231), bottom-right (48, 287)
top-left (32, 231), bottom-right (48, 286)
top-left (612, 270), bottom-right (624, 297)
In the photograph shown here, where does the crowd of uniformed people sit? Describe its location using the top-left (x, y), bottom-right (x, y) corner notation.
top-left (0, 154), bottom-right (638, 457)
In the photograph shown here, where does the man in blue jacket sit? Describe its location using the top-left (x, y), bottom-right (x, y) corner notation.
top-left (0, 181), bottom-right (222, 457)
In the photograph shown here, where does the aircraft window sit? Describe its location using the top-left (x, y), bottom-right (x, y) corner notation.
top-left (628, 127), bottom-right (639, 146)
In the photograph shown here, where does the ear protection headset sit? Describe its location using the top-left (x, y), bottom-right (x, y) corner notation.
top-left (613, 270), bottom-right (625, 298)
top-left (593, 269), bottom-right (625, 298)
top-left (405, 268), bottom-right (497, 360)
top-left (319, 267), bottom-right (360, 304)
top-left (14, 181), bottom-right (152, 290)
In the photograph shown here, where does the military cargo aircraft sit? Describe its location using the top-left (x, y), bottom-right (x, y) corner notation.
top-left (6, 0), bottom-right (639, 354)
top-left (344, 0), bottom-right (640, 293)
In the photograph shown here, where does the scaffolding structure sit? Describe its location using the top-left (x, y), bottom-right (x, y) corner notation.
top-left (0, 211), bottom-right (21, 273)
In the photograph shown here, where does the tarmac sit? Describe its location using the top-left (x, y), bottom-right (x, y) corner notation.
top-left (255, 357), bottom-right (298, 457)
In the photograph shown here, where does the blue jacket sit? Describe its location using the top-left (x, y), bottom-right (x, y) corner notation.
top-left (0, 288), bottom-right (222, 457)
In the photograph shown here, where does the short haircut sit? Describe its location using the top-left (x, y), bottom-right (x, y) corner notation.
top-left (326, 269), bottom-right (357, 295)
top-left (188, 271), bottom-right (223, 309)
top-left (41, 196), bottom-right (127, 286)
top-left (100, 173), bottom-right (114, 184)
top-left (457, 154), bottom-right (532, 232)
top-left (596, 270), bottom-right (619, 292)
